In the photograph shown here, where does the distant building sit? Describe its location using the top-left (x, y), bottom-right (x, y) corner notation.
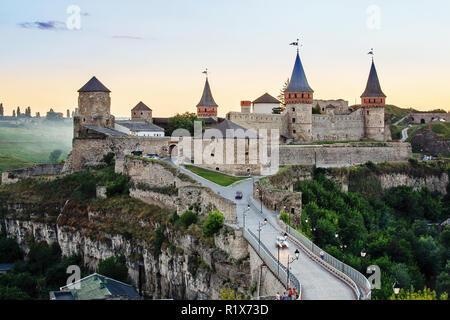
top-left (131, 101), bottom-right (152, 123)
top-left (0, 103), bottom-right (3, 117)
top-left (46, 108), bottom-right (64, 120)
top-left (50, 273), bottom-right (141, 300)
top-left (115, 120), bottom-right (165, 137)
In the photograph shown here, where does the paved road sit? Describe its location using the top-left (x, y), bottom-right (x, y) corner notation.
top-left (167, 159), bottom-right (356, 300)
top-left (400, 125), bottom-right (411, 142)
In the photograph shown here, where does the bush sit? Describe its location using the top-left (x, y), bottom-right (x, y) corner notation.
top-left (106, 175), bottom-right (129, 197)
top-left (0, 237), bottom-right (23, 263)
top-left (203, 211), bottom-right (224, 237)
top-left (179, 210), bottom-right (197, 229)
top-left (98, 255), bottom-right (128, 283)
top-left (102, 153), bottom-right (115, 166)
top-left (408, 158), bottom-right (419, 165)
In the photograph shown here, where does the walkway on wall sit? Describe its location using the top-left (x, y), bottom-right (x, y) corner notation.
top-left (165, 158), bottom-right (357, 300)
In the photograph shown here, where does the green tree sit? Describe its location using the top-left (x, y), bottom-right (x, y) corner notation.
top-left (312, 103), bottom-right (321, 114)
top-left (167, 112), bottom-right (205, 136)
top-left (49, 149), bottom-right (63, 163)
top-left (436, 261), bottom-right (450, 295)
top-left (98, 255), bottom-right (128, 283)
top-left (203, 211), bottom-right (224, 237)
top-left (390, 286), bottom-right (447, 300)
top-left (179, 210), bottom-right (197, 229)
top-left (0, 237), bottom-right (23, 263)
top-left (0, 286), bottom-right (30, 300)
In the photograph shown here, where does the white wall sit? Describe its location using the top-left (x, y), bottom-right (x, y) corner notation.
top-left (253, 103), bottom-right (279, 114)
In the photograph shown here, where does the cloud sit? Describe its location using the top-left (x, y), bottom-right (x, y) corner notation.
top-left (18, 21), bottom-right (67, 31)
top-left (112, 35), bottom-right (144, 40)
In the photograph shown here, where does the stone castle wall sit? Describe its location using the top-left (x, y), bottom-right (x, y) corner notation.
top-left (278, 142), bottom-right (412, 167)
top-left (409, 112), bottom-right (450, 124)
top-left (311, 109), bottom-right (364, 141)
top-left (68, 137), bottom-right (171, 172)
top-left (118, 157), bottom-right (237, 223)
top-left (226, 111), bottom-right (289, 138)
top-left (1, 163), bottom-right (64, 184)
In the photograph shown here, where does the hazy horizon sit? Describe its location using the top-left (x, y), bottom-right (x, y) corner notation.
top-left (1, 0), bottom-right (449, 118)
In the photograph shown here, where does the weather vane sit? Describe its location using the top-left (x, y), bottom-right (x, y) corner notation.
top-left (368, 48), bottom-right (374, 60)
top-left (202, 68), bottom-right (208, 77)
top-left (290, 36), bottom-right (302, 53)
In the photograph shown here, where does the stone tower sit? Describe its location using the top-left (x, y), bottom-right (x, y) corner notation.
top-left (0, 103), bottom-right (3, 117)
top-left (74, 76), bottom-right (115, 138)
top-left (196, 76), bottom-right (218, 118)
top-left (361, 59), bottom-right (386, 141)
top-left (285, 50), bottom-right (314, 142)
top-left (131, 101), bottom-right (152, 123)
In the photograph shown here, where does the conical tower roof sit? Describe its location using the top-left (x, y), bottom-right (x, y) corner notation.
top-left (197, 78), bottom-right (218, 107)
top-left (361, 60), bottom-right (386, 98)
top-left (78, 76), bottom-right (111, 93)
top-left (285, 52), bottom-right (313, 93)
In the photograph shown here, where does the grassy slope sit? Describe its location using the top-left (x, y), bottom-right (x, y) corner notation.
top-left (184, 165), bottom-right (247, 186)
top-left (0, 122), bottom-right (73, 175)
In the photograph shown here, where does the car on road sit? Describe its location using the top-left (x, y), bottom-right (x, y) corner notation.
top-left (235, 191), bottom-right (243, 200)
top-left (276, 236), bottom-right (289, 248)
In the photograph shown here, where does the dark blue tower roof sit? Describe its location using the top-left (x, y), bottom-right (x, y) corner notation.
top-left (197, 78), bottom-right (218, 107)
top-left (361, 60), bottom-right (386, 98)
top-left (285, 52), bottom-right (313, 93)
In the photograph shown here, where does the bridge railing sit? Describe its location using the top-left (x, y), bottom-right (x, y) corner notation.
top-left (243, 228), bottom-right (301, 299)
top-left (282, 222), bottom-right (372, 300)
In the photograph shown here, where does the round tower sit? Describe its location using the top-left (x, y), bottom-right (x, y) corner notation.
top-left (74, 76), bottom-right (114, 138)
top-left (285, 49), bottom-right (314, 142)
top-left (361, 58), bottom-right (386, 141)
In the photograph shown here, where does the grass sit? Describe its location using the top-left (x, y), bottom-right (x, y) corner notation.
top-left (385, 105), bottom-right (413, 124)
top-left (390, 125), bottom-right (406, 140)
top-left (184, 165), bottom-right (247, 186)
top-left (0, 123), bottom-right (73, 175)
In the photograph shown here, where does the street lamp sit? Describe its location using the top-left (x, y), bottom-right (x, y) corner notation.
top-left (361, 248), bottom-right (367, 258)
top-left (335, 232), bottom-right (339, 238)
top-left (286, 249), bottom-right (300, 289)
top-left (393, 281), bottom-right (401, 296)
top-left (243, 204), bottom-right (250, 229)
top-left (257, 218), bottom-right (268, 253)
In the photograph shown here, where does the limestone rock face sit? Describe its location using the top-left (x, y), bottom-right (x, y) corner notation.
top-left (411, 128), bottom-right (450, 156)
top-left (1, 209), bottom-right (251, 300)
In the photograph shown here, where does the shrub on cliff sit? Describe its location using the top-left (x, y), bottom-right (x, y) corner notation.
top-left (203, 211), bottom-right (224, 237)
top-left (106, 175), bottom-right (129, 197)
top-left (98, 255), bottom-right (128, 283)
top-left (102, 152), bottom-right (115, 166)
top-left (179, 210), bottom-right (197, 229)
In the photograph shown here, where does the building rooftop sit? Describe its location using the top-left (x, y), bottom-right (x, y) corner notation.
top-left (197, 78), bottom-right (218, 107)
top-left (59, 273), bottom-right (140, 300)
top-left (285, 52), bottom-right (314, 93)
top-left (197, 119), bottom-right (259, 139)
top-left (82, 125), bottom-right (128, 137)
top-left (361, 60), bottom-right (386, 98)
top-left (116, 121), bottom-right (164, 132)
top-left (78, 76), bottom-right (111, 93)
top-left (132, 101), bottom-right (152, 111)
top-left (0, 263), bottom-right (15, 272)
top-left (253, 93), bottom-right (281, 104)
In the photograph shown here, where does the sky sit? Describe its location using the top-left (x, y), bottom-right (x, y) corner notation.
top-left (0, 0), bottom-right (449, 118)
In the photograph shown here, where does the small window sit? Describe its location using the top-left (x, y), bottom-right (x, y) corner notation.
top-left (291, 208), bottom-right (295, 214)
top-left (292, 118), bottom-right (296, 123)
top-left (216, 167), bottom-right (220, 171)
top-left (292, 107), bottom-right (295, 112)
top-left (293, 130), bottom-right (296, 134)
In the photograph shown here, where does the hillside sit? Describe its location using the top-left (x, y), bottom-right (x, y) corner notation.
top-left (0, 122), bottom-right (73, 175)
top-left (408, 123), bottom-right (450, 156)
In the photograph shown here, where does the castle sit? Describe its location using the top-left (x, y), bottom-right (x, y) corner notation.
top-left (224, 49), bottom-right (389, 143)
top-left (65, 47), bottom-right (411, 175)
